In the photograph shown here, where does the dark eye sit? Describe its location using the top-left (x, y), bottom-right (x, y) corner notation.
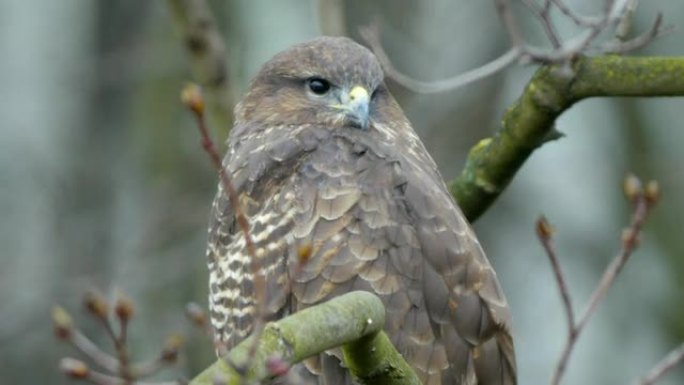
top-left (371, 86), bottom-right (382, 100)
top-left (307, 77), bottom-right (331, 95)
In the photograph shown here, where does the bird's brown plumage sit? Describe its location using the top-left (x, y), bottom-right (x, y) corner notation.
top-left (207, 36), bottom-right (516, 385)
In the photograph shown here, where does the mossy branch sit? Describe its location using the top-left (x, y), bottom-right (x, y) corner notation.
top-left (189, 291), bottom-right (420, 385)
top-left (450, 55), bottom-right (684, 221)
top-left (342, 328), bottom-right (421, 385)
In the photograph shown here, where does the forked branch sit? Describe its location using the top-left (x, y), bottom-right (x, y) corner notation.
top-left (536, 175), bottom-right (683, 385)
top-left (188, 291), bottom-right (420, 385)
top-left (53, 291), bottom-right (184, 385)
top-left (362, 0), bottom-right (672, 94)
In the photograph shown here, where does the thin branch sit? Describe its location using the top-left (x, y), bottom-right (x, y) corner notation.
top-left (167, 0), bottom-right (235, 139)
top-left (494, 0), bottom-right (526, 47)
top-left (536, 216), bottom-right (575, 335)
top-left (90, 368), bottom-right (183, 385)
top-left (112, 328), bottom-right (132, 382)
top-left (543, 175), bottom-right (660, 385)
top-left (549, 0), bottom-right (602, 27)
top-left (70, 330), bottom-right (121, 374)
top-left (615, 0), bottom-right (641, 41)
top-left (55, 294), bottom-right (184, 385)
top-left (574, 179), bottom-right (652, 332)
top-left (181, 86), bottom-right (257, 271)
top-left (602, 14), bottom-right (674, 55)
top-left (87, 369), bottom-right (128, 385)
top-left (363, 0), bottom-right (671, 96)
top-left (181, 84), bottom-right (267, 376)
top-left (524, 0), bottom-right (563, 48)
top-left (634, 342), bottom-right (684, 385)
top-left (360, 25), bottom-right (521, 93)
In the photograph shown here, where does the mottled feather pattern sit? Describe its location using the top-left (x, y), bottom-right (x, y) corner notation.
top-left (206, 36), bottom-right (516, 385)
top-left (207, 123), bottom-right (312, 347)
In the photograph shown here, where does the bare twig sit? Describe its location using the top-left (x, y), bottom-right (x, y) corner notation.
top-left (539, 174), bottom-right (661, 385)
top-left (181, 84), bottom-right (267, 378)
top-left (536, 216), bottom-right (574, 335)
top-left (362, 0), bottom-right (671, 94)
top-left (180, 85), bottom-right (256, 262)
top-left (615, 0), bottom-right (640, 41)
top-left (54, 293), bottom-right (185, 385)
top-left (70, 329), bottom-right (121, 374)
top-left (61, 359), bottom-right (183, 385)
top-left (549, 0), bottom-right (602, 27)
top-left (83, 291), bottom-right (133, 382)
top-left (360, 24), bottom-right (521, 93)
top-left (634, 342), bottom-right (684, 385)
top-left (602, 14), bottom-right (674, 55)
top-left (114, 294), bottom-right (133, 353)
top-left (167, 0), bottom-right (235, 139)
top-left (523, 0), bottom-right (563, 48)
top-left (494, 0), bottom-right (525, 47)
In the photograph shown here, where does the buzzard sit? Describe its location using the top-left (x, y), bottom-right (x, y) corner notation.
top-left (206, 36), bottom-right (516, 385)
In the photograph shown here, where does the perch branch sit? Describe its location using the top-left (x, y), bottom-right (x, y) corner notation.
top-left (189, 291), bottom-right (420, 385)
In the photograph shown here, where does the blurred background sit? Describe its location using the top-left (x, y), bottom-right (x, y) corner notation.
top-left (1, 0), bottom-right (683, 383)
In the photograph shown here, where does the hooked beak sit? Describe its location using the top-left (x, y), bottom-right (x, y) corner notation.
top-left (340, 85), bottom-right (370, 129)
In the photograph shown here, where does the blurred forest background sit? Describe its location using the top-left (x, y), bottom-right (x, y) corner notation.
top-left (1, 0), bottom-right (683, 384)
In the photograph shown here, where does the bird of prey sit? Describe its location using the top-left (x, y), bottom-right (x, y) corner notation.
top-left (206, 36), bottom-right (515, 385)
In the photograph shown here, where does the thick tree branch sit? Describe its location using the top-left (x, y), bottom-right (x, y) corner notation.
top-left (450, 55), bottom-right (684, 221)
top-left (167, 0), bottom-right (234, 139)
top-left (342, 330), bottom-right (421, 385)
top-left (189, 291), bottom-right (420, 385)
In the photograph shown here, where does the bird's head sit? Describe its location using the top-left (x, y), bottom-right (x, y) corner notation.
top-left (235, 37), bottom-right (388, 130)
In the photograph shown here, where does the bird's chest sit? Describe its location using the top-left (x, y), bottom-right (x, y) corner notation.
top-left (262, 136), bottom-right (419, 304)
top-left (233, 132), bottom-right (421, 308)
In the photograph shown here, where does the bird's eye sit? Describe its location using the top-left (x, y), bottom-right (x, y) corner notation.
top-left (307, 77), bottom-right (331, 95)
top-left (371, 86), bottom-right (382, 100)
